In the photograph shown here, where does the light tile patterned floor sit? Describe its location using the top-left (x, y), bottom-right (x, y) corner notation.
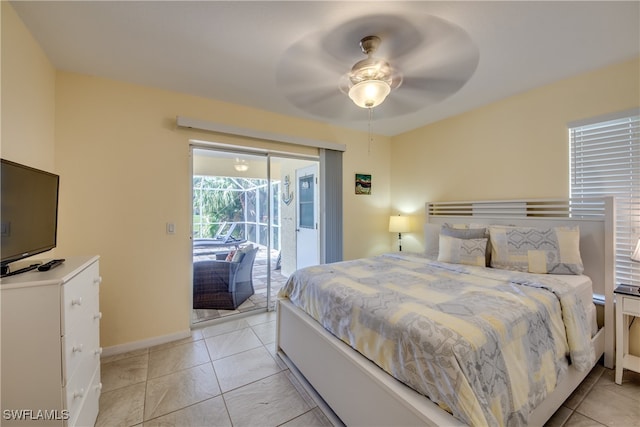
top-left (98, 311), bottom-right (640, 426)
top-left (544, 365), bottom-right (640, 427)
top-left (97, 311), bottom-right (333, 427)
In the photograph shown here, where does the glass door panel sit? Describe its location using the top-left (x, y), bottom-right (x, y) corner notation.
top-left (191, 148), bottom-right (320, 326)
top-left (191, 148), bottom-right (269, 325)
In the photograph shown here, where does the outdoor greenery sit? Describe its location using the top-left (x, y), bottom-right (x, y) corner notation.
top-left (193, 176), bottom-right (279, 248)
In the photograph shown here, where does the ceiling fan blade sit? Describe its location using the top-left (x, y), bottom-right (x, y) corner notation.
top-left (277, 12), bottom-right (479, 121)
top-left (278, 78), bottom-right (367, 120)
top-left (277, 32), bottom-right (352, 118)
top-left (399, 76), bottom-right (471, 99)
top-left (283, 86), bottom-right (340, 109)
top-left (396, 18), bottom-right (480, 81)
top-left (321, 14), bottom-right (423, 63)
top-left (278, 33), bottom-right (345, 81)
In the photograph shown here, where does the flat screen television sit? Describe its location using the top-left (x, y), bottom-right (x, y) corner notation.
top-left (1, 159), bottom-right (60, 274)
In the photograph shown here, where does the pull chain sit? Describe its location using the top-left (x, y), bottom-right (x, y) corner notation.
top-left (368, 107), bottom-right (373, 155)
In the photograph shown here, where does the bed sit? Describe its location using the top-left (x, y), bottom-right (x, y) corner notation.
top-left (276, 198), bottom-right (615, 427)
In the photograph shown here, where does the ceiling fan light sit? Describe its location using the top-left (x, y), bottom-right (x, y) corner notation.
top-left (234, 159), bottom-right (249, 172)
top-left (348, 79), bottom-right (391, 108)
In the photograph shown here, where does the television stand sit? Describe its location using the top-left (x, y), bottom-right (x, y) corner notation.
top-left (1, 263), bottom-right (40, 278)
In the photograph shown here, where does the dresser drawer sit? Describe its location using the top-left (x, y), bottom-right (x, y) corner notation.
top-left (64, 347), bottom-right (100, 424)
top-left (61, 263), bottom-right (100, 334)
top-left (62, 312), bottom-right (101, 385)
top-left (68, 365), bottom-right (101, 427)
top-left (622, 295), bottom-right (640, 316)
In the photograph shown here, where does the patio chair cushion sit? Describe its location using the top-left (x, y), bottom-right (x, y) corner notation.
top-left (225, 250), bottom-right (236, 262)
top-left (231, 244), bottom-right (254, 262)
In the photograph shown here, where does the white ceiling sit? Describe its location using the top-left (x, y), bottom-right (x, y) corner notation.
top-left (11, 1), bottom-right (640, 136)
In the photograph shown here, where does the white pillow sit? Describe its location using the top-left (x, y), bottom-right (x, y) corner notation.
top-left (424, 223), bottom-right (441, 258)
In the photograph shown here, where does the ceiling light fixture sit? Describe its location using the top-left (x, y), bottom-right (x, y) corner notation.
top-left (343, 36), bottom-right (400, 109)
top-left (349, 80), bottom-right (391, 109)
top-left (234, 159), bottom-right (249, 172)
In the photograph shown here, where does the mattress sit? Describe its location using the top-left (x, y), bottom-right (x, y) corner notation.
top-left (278, 253), bottom-right (596, 426)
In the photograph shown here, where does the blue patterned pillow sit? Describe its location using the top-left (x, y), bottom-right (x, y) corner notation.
top-left (441, 225), bottom-right (490, 265)
top-left (437, 235), bottom-right (488, 267)
top-left (489, 226), bottom-right (583, 274)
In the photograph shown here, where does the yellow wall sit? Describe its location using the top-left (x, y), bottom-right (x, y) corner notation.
top-left (392, 57), bottom-right (640, 253)
top-left (0, 1), bottom-right (56, 171)
top-left (3, 2), bottom-right (392, 348)
top-left (52, 72), bottom-right (391, 348)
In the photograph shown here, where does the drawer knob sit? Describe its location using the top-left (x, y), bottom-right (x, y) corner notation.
top-left (72, 344), bottom-right (84, 353)
top-left (71, 297), bottom-right (83, 306)
top-left (94, 347), bottom-right (103, 356)
top-left (94, 312), bottom-right (103, 320)
top-left (73, 388), bottom-right (85, 399)
top-left (94, 276), bottom-right (102, 285)
top-left (96, 383), bottom-right (103, 392)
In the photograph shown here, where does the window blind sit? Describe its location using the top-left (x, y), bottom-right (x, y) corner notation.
top-left (570, 112), bottom-right (640, 286)
top-left (320, 149), bottom-right (343, 263)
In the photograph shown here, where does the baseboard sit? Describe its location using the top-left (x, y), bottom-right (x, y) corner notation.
top-left (101, 329), bottom-right (192, 358)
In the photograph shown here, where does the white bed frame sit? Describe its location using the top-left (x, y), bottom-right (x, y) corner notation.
top-left (277, 198), bottom-right (615, 426)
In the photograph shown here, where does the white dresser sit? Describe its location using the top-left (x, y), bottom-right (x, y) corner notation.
top-left (1, 256), bottom-right (102, 426)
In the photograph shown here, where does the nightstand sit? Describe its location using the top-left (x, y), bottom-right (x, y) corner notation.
top-left (614, 284), bottom-right (640, 384)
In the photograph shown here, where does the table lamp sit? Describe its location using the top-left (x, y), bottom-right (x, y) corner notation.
top-left (389, 215), bottom-right (410, 251)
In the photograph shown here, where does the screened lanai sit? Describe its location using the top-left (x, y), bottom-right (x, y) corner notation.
top-left (192, 174), bottom-right (287, 324)
top-left (190, 147), bottom-right (320, 325)
top-left (193, 175), bottom-right (281, 249)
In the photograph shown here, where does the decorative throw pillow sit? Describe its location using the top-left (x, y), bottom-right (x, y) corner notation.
top-left (437, 235), bottom-right (488, 267)
top-left (425, 223), bottom-right (487, 259)
top-left (424, 224), bottom-right (441, 258)
top-left (232, 244), bottom-right (254, 263)
top-left (489, 225), bottom-right (584, 274)
top-left (441, 224), bottom-right (487, 239)
top-left (225, 250), bottom-right (236, 262)
top-left (444, 223), bottom-right (487, 231)
top-left (441, 225), bottom-right (490, 265)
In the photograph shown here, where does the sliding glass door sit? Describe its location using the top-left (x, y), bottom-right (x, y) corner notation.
top-left (191, 147), bottom-right (319, 325)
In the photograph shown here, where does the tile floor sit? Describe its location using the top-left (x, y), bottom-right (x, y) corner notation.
top-left (98, 311), bottom-right (640, 427)
top-left (98, 311), bottom-right (333, 427)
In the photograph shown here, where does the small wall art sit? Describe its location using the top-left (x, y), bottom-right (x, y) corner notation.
top-left (355, 173), bottom-right (371, 195)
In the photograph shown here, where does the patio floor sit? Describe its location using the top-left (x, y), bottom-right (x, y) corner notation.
top-left (191, 244), bottom-right (288, 324)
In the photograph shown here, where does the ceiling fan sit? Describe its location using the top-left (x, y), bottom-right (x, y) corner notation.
top-left (276, 14), bottom-right (479, 121)
top-left (338, 35), bottom-right (402, 109)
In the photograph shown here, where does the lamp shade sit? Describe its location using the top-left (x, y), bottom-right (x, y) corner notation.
top-left (349, 80), bottom-right (391, 109)
top-left (389, 215), bottom-right (410, 233)
top-left (631, 239), bottom-right (640, 262)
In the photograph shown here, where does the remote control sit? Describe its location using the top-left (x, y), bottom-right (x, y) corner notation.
top-left (37, 258), bottom-right (65, 271)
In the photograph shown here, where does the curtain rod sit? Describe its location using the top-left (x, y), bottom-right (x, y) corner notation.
top-left (176, 116), bottom-right (346, 152)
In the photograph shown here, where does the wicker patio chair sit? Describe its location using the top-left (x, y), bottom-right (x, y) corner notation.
top-left (192, 246), bottom-right (258, 310)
